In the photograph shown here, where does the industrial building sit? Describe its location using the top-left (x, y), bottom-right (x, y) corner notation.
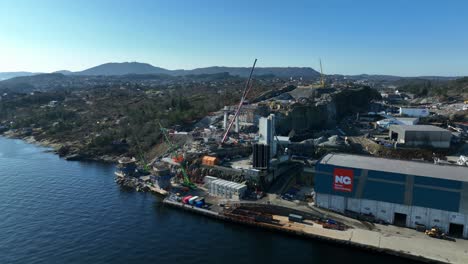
top-left (205, 176), bottom-right (247, 200)
top-left (376, 117), bottom-right (419, 129)
top-left (399, 107), bottom-right (430, 117)
top-left (258, 114), bottom-right (277, 157)
top-left (150, 163), bottom-right (173, 190)
top-left (315, 153), bottom-right (468, 237)
top-left (376, 117), bottom-right (419, 128)
top-left (396, 117), bottom-right (419, 125)
top-left (389, 125), bottom-right (452, 148)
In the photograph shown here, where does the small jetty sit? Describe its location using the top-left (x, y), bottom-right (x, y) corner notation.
top-left (115, 157), bottom-right (171, 196)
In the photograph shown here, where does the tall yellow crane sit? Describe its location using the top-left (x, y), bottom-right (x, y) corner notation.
top-left (319, 59), bottom-right (325, 88)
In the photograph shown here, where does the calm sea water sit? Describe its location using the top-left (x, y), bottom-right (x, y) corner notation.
top-left (0, 137), bottom-right (421, 264)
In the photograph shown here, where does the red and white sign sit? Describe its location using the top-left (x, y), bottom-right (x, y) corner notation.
top-left (333, 168), bottom-right (354, 192)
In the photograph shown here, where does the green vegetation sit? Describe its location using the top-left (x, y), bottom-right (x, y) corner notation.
top-left (399, 77), bottom-right (468, 100)
top-left (0, 78), bottom-right (279, 160)
top-left (0, 73), bottom-right (384, 162)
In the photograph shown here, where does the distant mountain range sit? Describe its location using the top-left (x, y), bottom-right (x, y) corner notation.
top-left (69, 62), bottom-right (171, 76)
top-left (68, 62), bottom-right (322, 79)
top-left (1, 62), bottom-right (321, 80)
top-left (0, 71), bottom-right (39, 81)
top-left (2, 62), bottom-right (463, 82)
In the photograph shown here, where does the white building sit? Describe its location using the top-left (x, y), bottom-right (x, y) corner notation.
top-left (399, 107), bottom-right (430, 117)
top-left (315, 153), bottom-right (468, 238)
top-left (205, 176), bottom-right (247, 200)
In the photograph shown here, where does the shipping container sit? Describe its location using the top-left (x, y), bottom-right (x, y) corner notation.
top-left (202, 156), bottom-right (219, 166)
top-left (182, 195), bottom-right (193, 204)
top-left (189, 196), bottom-right (199, 205)
top-left (195, 197), bottom-right (205, 204)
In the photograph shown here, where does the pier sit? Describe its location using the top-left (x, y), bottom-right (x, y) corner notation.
top-left (163, 198), bottom-right (468, 264)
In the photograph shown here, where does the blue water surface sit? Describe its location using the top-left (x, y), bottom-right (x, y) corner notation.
top-left (0, 137), bottom-right (420, 264)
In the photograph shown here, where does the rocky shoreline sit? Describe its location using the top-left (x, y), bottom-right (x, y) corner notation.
top-left (1, 129), bottom-right (120, 163)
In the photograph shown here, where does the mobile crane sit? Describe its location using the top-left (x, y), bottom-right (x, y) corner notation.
top-left (221, 59), bottom-right (257, 144)
top-left (319, 59), bottom-right (325, 88)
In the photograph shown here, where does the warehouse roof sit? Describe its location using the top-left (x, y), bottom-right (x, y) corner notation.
top-left (389, 125), bottom-right (450, 132)
top-left (211, 179), bottom-right (246, 190)
top-left (319, 153), bottom-right (468, 182)
top-left (395, 117), bottom-right (419, 121)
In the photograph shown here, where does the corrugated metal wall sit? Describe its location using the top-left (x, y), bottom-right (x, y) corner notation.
top-left (363, 181), bottom-right (405, 204)
top-left (315, 163), bottom-right (463, 212)
top-left (314, 163), bottom-right (361, 198)
top-left (413, 187), bottom-right (460, 211)
top-left (316, 193), bottom-right (468, 237)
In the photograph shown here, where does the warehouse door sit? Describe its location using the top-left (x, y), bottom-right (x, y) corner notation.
top-left (330, 196), bottom-right (345, 213)
top-left (449, 223), bottom-right (464, 237)
top-left (394, 213), bottom-right (407, 227)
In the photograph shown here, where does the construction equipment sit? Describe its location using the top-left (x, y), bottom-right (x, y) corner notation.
top-left (319, 59), bottom-right (325, 88)
top-left (425, 227), bottom-right (447, 239)
top-left (159, 122), bottom-right (196, 189)
top-left (131, 134), bottom-right (151, 173)
top-left (221, 59), bottom-right (257, 144)
top-left (319, 218), bottom-right (346, 231)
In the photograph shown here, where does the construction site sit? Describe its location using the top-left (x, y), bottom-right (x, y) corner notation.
top-left (114, 60), bottom-right (468, 264)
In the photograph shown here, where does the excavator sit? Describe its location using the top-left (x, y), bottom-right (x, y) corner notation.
top-left (425, 227), bottom-right (454, 241)
top-left (425, 227), bottom-right (445, 238)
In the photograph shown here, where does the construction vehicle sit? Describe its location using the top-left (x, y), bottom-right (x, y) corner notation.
top-left (318, 218), bottom-right (346, 231)
top-left (425, 227), bottom-right (447, 239)
top-left (159, 122), bottom-right (196, 189)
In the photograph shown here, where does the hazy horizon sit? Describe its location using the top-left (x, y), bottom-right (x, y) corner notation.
top-left (0, 61), bottom-right (465, 78)
top-left (1, 0), bottom-right (468, 76)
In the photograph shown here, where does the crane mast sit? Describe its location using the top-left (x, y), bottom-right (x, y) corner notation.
top-left (158, 122), bottom-right (196, 189)
top-left (221, 59), bottom-right (257, 144)
top-left (319, 59), bottom-right (325, 88)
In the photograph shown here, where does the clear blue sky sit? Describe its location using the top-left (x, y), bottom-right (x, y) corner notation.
top-left (1, 0), bottom-right (467, 76)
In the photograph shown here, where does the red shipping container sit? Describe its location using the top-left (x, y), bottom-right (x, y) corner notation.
top-left (182, 195), bottom-right (193, 204)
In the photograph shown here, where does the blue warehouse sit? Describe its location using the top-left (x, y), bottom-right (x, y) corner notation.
top-left (315, 153), bottom-right (468, 238)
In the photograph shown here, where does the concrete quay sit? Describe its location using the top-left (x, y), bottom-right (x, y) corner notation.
top-left (163, 199), bottom-right (468, 264)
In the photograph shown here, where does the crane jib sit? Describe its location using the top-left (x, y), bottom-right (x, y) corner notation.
top-left (221, 59), bottom-right (257, 143)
